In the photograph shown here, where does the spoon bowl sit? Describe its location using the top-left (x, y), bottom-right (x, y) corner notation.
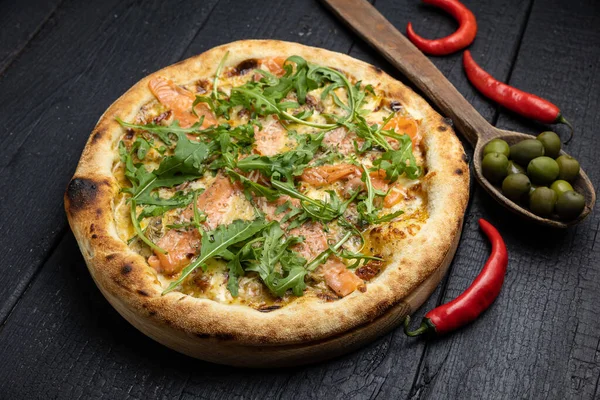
top-left (473, 129), bottom-right (595, 228)
top-left (321, 0), bottom-right (596, 228)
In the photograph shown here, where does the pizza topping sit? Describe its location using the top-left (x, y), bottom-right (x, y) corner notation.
top-left (253, 120), bottom-right (289, 156)
top-left (321, 258), bottom-right (365, 297)
top-left (148, 76), bottom-right (216, 129)
top-left (299, 164), bottom-right (361, 187)
top-left (147, 229), bottom-right (200, 275)
top-left (116, 55), bottom-right (426, 305)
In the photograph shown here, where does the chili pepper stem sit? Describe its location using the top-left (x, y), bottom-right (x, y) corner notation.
top-left (403, 315), bottom-right (430, 337)
top-left (556, 114), bottom-right (574, 144)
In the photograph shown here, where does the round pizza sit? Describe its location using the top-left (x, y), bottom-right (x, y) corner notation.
top-left (65, 40), bottom-right (469, 365)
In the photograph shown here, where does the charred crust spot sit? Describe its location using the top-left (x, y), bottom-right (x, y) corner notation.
top-left (149, 311), bottom-right (156, 317)
top-left (137, 289), bottom-right (149, 297)
top-left (355, 259), bottom-right (383, 281)
top-left (390, 100), bottom-right (402, 112)
top-left (462, 153), bottom-right (469, 163)
top-left (124, 129), bottom-right (135, 140)
top-left (257, 305), bottom-right (281, 313)
top-left (89, 224), bottom-right (95, 233)
top-left (91, 234), bottom-right (98, 239)
top-left (438, 125), bottom-right (448, 132)
top-left (455, 168), bottom-right (464, 175)
top-left (105, 254), bottom-right (116, 261)
top-left (96, 208), bottom-right (103, 217)
top-left (233, 59), bottom-right (259, 76)
top-left (370, 65), bottom-right (383, 74)
top-left (195, 79), bottom-right (211, 94)
top-left (66, 178), bottom-right (101, 212)
top-left (121, 265), bottom-right (132, 275)
top-left (91, 129), bottom-right (104, 144)
top-left (152, 110), bottom-right (172, 124)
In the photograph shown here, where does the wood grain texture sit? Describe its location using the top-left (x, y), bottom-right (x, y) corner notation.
top-left (0, 0), bottom-right (220, 323)
top-left (0, 0), bottom-right (63, 74)
top-left (410, 0), bottom-right (600, 398)
top-left (0, 0), bottom-right (598, 398)
top-left (324, 0), bottom-right (594, 229)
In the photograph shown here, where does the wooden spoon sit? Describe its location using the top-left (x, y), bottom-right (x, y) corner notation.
top-left (321, 0), bottom-right (595, 228)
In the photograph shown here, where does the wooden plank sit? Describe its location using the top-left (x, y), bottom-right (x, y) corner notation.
top-left (0, 0), bottom-right (220, 323)
top-left (0, 0), bottom-right (542, 399)
top-left (0, 0), bottom-right (63, 74)
top-left (411, 0), bottom-right (600, 398)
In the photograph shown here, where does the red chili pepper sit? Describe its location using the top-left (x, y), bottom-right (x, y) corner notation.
top-left (406, 0), bottom-right (477, 56)
top-left (463, 50), bottom-right (573, 142)
top-left (404, 219), bottom-right (508, 337)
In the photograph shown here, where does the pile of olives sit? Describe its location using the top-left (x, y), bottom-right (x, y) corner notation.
top-left (482, 131), bottom-right (585, 219)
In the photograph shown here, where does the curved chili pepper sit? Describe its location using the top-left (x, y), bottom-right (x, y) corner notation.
top-left (406, 0), bottom-right (477, 56)
top-left (463, 50), bottom-right (573, 142)
top-left (404, 218), bottom-right (508, 337)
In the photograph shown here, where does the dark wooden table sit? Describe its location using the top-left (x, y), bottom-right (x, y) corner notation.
top-left (1, 0), bottom-right (599, 398)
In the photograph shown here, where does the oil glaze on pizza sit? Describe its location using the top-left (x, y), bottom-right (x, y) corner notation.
top-left (65, 40), bottom-right (469, 365)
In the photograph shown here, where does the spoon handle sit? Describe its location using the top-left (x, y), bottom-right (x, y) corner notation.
top-left (321, 0), bottom-right (494, 146)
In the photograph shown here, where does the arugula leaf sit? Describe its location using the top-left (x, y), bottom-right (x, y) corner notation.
top-left (271, 180), bottom-right (353, 223)
top-left (245, 224), bottom-right (306, 297)
top-left (373, 133), bottom-right (421, 182)
top-left (225, 168), bottom-right (279, 201)
top-left (130, 201), bottom-right (166, 254)
top-left (132, 137), bottom-right (151, 159)
top-left (117, 118), bottom-right (206, 145)
top-left (121, 133), bottom-right (210, 205)
top-left (228, 56), bottom-right (358, 129)
top-left (235, 132), bottom-right (323, 182)
top-left (137, 190), bottom-right (196, 219)
top-left (305, 231), bottom-right (353, 271)
top-left (264, 266), bottom-right (307, 297)
top-left (163, 218), bottom-right (268, 294)
top-left (356, 165), bottom-right (405, 225)
top-left (334, 250), bottom-right (382, 269)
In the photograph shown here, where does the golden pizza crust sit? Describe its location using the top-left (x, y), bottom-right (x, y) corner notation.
top-left (65, 40), bottom-right (469, 348)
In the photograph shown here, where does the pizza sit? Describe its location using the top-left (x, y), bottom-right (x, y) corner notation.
top-left (65, 40), bottom-right (469, 364)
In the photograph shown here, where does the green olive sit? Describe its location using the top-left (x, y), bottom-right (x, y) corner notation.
top-left (529, 183), bottom-right (541, 195)
top-left (502, 174), bottom-right (531, 201)
top-left (550, 180), bottom-right (574, 197)
top-left (507, 160), bottom-right (526, 175)
top-left (527, 156), bottom-right (560, 185)
top-left (555, 191), bottom-right (585, 219)
top-left (556, 155), bottom-right (580, 181)
top-left (529, 187), bottom-right (557, 216)
top-left (482, 153), bottom-right (509, 183)
top-left (537, 131), bottom-right (561, 159)
top-left (510, 139), bottom-right (545, 166)
top-left (483, 139), bottom-right (510, 157)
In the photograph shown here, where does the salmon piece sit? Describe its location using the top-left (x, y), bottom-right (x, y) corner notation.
top-left (321, 258), bottom-right (365, 297)
top-left (299, 164), bottom-right (361, 187)
top-left (290, 222), bottom-right (328, 260)
top-left (254, 121), bottom-right (287, 156)
top-left (383, 184), bottom-right (407, 208)
top-left (182, 174), bottom-right (238, 230)
top-left (322, 127), bottom-right (362, 155)
top-left (342, 169), bottom-right (389, 196)
top-left (260, 57), bottom-right (287, 77)
top-left (383, 115), bottom-right (420, 147)
top-left (147, 229), bottom-right (201, 275)
top-left (148, 76), bottom-right (216, 129)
